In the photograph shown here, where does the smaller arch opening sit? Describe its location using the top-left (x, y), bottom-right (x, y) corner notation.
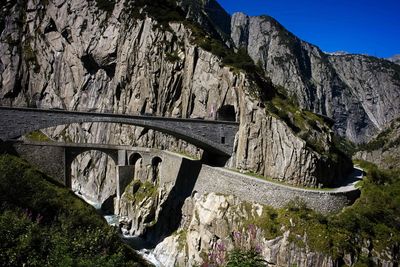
top-left (217, 105), bottom-right (236, 122)
top-left (129, 153), bottom-right (142, 166)
top-left (129, 153), bottom-right (144, 181)
top-left (151, 156), bottom-right (162, 184)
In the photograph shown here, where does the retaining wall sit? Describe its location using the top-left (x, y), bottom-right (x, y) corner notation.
top-left (193, 166), bottom-right (360, 214)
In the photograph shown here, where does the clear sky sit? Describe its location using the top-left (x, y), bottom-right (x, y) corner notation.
top-left (216, 0), bottom-right (399, 58)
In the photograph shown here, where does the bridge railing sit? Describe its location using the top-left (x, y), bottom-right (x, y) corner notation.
top-left (1, 105), bottom-right (163, 117)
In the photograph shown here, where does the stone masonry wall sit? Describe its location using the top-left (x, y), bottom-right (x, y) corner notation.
top-left (193, 165), bottom-right (360, 214)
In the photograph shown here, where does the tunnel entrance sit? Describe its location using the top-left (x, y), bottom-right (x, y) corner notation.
top-left (217, 105), bottom-right (236, 122)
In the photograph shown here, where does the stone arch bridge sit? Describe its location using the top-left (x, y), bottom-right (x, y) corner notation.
top-left (10, 140), bottom-right (170, 199)
top-left (0, 107), bottom-right (239, 156)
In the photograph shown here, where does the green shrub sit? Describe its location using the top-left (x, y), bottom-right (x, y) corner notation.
top-left (165, 51), bottom-right (180, 62)
top-left (24, 130), bottom-right (51, 142)
top-left (0, 154), bottom-right (148, 266)
top-left (227, 249), bottom-right (266, 267)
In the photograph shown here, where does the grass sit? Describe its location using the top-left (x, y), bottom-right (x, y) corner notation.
top-left (24, 131), bottom-right (52, 142)
top-left (124, 180), bottom-right (158, 204)
top-left (236, 160), bottom-right (400, 261)
top-left (165, 51), bottom-right (181, 62)
top-left (358, 117), bottom-right (400, 153)
top-left (23, 42), bottom-right (40, 73)
top-left (175, 229), bottom-right (188, 251)
top-left (0, 153), bottom-right (149, 266)
top-left (265, 92), bottom-right (331, 155)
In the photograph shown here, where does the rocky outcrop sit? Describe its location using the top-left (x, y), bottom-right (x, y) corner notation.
top-left (231, 12), bottom-right (400, 143)
top-left (71, 151), bottom-right (117, 203)
top-left (0, 0), bottom-right (348, 193)
top-left (118, 180), bottom-right (171, 237)
top-left (153, 192), bottom-right (335, 266)
top-left (153, 192), bottom-right (398, 267)
top-left (177, 0), bottom-right (231, 42)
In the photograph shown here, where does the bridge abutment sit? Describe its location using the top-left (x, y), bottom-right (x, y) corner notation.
top-left (11, 141), bottom-right (67, 185)
top-left (116, 165), bottom-right (135, 198)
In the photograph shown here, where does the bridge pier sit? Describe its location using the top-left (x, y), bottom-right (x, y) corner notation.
top-left (11, 141), bottom-right (66, 185)
top-left (116, 165), bottom-right (135, 198)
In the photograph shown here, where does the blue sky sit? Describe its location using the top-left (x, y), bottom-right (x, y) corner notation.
top-left (216, 0), bottom-right (399, 58)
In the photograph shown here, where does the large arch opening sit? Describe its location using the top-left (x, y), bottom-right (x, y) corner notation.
top-left (151, 156), bottom-right (162, 184)
top-left (217, 105), bottom-right (236, 122)
top-left (69, 150), bottom-right (117, 210)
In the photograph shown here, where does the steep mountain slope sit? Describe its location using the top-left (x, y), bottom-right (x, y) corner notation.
top-left (0, 0), bottom-right (349, 197)
top-left (388, 54), bottom-right (400, 65)
top-left (355, 117), bottom-right (400, 170)
top-left (1, 1), bottom-right (400, 266)
top-left (231, 12), bottom-right (400, 143)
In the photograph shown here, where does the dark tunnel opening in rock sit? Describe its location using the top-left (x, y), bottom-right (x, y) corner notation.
top-left (217, 105), bottom-right (236, 122)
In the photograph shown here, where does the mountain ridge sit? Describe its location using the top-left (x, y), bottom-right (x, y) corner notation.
top-left (231, 11), bottom-right (400, 143)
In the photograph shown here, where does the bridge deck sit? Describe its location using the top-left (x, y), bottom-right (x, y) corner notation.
top-left (0, 107), bottom-right (239, 156)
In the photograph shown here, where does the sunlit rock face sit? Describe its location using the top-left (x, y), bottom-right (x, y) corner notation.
top-left (0, 0), bottom-right (348, 193)
top-left (153, 193), bottom-right (398, 267)
top-left (231, 12), bottom-right (400, 143)
top-left (1, 1), bottom-right (399, 266)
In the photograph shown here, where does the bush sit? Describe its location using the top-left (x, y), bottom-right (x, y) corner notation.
top-left (227, 249), bottom-right (266, 267)
top-left (0, 154), bottom-right (148, 266)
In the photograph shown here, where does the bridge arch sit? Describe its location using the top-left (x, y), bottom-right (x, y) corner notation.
top-left (0, 107), bottom-right (239, 157)
top-left (67, 149), bottom-right (118, 203)
top-left (129, 152), bottom-right (145, 182)
top-left (151, 156), bottom-right (162, 184)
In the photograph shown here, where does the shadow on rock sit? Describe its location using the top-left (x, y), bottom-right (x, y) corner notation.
top-left (144, 157), bottom-right (202, 247)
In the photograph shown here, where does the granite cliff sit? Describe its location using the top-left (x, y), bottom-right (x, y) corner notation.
top-left (1, 1), bottom-right (399, 266)
top-left (0, 0), bottom-right (349, 198)
top-left (231, 12), bottom-right (400, 143)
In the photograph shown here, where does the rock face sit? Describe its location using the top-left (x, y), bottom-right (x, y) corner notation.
top-left (0, 0), bottom-right (347, 196)
top-left (153, 193), bottom-right (397, 267)
top-left (177, 0), bottom-right (231, 41)
top-left (0, 1), bottom-right (398, 266)
top-left (231, 12), bottom-right (400, 143)
top-left (71, 151), bottom-right (117, 203)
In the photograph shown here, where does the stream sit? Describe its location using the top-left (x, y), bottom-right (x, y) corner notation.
top-left (75, 192), bottom-right (163, 266)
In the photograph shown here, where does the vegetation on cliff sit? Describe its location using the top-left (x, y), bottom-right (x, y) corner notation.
top-left (0, 154), bottom-right (149, 267)
top-left (241, 161), bottom-right (400, 264)
top-left (358, 118), bottom-right (400, 153)
top-left (189, 161), bottom-right (399, 266)
top-left (125, 0), bottom-right (260, 74)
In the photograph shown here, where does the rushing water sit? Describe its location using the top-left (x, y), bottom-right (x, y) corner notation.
top-left (74, 191), bottom-right (163, 266)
